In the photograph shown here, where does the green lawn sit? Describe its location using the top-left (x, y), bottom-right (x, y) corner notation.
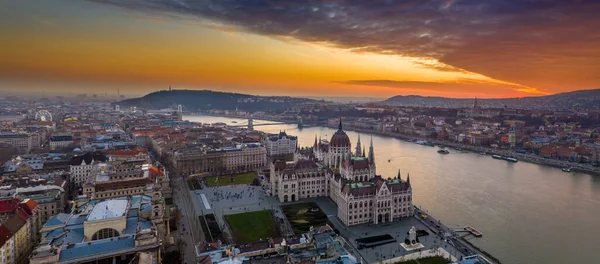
top-left (282, 202), bottom-right (328, 234)
top-left (204, 171), bottom-right (257, 187)
top-left (224, 210), bottom-right (279, 243)
top-left (393, 256), bottom-right (450, 264)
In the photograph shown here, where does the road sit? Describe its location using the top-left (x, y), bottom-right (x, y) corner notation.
top-left (173, 176), bottom-right (204, 264)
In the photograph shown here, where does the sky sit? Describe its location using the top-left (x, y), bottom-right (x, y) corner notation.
top-left (1, 0), bottom-right (599, 99)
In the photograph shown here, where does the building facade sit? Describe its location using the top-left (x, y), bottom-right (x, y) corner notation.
top-left (69, 152), bottom-right (107, 187)
top-left (0, 132), bottom-right (40, 152)
top-left (172, 146), bottom-right (226, 175)
top-left (222, 143), bottom-right (267, 173)
top-left (83, 160), bottom-right (171, 201)
top-left (49, 134), bottom-right (73, 151)
top-left (271, 119), bottom-right (413, 226)
top-left (263, 131), bottom-right (298, 156)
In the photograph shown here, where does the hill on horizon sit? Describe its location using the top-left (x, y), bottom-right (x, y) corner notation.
top-left (379, 88), bottom-right (600, 110)
top-left (116, 89), bottom-right (319, 111)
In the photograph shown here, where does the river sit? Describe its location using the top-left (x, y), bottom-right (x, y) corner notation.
top-left (184, 115), bottom-right (600, 264)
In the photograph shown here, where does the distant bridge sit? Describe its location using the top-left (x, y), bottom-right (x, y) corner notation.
top-left (229, 121), bottom-right (298, 128)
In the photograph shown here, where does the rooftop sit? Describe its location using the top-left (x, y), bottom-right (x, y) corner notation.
top-left (87, 200), bottom-right (128, 221)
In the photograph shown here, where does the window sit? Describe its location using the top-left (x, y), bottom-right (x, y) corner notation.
top-left (92, 228), bottom-right (119, 241)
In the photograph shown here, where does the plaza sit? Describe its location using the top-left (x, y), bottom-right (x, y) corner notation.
top-left (185, 179), bottom-right (464, 263)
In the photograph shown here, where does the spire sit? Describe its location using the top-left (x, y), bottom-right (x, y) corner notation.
top-left (397, 169), bottom-right (401, 179)
top-left (362, 146), bottom-right (366, 157)
top-left (355, 134), bottom-right (362, 156)
top-left (368, 135), bottom-right (375, 164)
top-left (338, 117), bottom-right (343, 130)
top-left (314, 134), bottom-right (318, 147)
top-left (406, 173), bottom-right (410, 184)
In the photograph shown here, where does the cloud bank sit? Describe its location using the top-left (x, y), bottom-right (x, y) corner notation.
top-left (91, 0), bottom-right (600, 93)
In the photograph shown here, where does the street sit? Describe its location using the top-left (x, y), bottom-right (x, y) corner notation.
top-left (173, 176), bottom-right (204, 264)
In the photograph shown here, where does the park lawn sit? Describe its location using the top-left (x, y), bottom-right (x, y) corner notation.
top-left (282, 202), bottom-right (328, 234)
top-left (205, 172), bottom-right (257, 187)
top-left (224, 210), bottom-right (279, 243)
top-left (393, 256), bottom-right (450, 264)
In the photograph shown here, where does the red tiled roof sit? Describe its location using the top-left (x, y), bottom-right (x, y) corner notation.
top-left (19, 199), bottom-right (38, 215)
top-left (0, 198), bottom-right (20, 214)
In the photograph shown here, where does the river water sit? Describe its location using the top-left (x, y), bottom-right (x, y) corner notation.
top-left (184, 115), bottom-right (600, 264)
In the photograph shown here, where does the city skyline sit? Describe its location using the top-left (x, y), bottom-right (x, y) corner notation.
top-left (1, 0), bottom-right (599, 98)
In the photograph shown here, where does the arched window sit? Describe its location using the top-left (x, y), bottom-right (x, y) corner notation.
top-left (92, 228), bottom-right (119, 241)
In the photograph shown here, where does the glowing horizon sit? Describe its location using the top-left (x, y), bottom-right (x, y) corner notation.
top-left (1, 0), bottom-right (598, 99)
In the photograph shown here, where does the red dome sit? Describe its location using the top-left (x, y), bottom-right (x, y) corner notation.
top-left (330, 118), bottom-right (351, 147)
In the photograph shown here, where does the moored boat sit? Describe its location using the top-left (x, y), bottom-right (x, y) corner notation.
top-left (437, 149), bottom-right (450, 154)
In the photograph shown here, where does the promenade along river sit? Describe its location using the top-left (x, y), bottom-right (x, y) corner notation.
top-left (185, 115), bottom-right (600, 264)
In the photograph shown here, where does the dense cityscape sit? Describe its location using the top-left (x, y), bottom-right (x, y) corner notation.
top-left (3, 1), bottom-right (600, 264)
top-left (0, 91), bottom-right (598, 264)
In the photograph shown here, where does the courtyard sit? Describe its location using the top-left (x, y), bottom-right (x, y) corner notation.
top-left (204, 171), bottom-right (258, 187)
top-left (224, 210), bottom-right (280, 243)
top-left (282, 202), bottom-right (330, 234)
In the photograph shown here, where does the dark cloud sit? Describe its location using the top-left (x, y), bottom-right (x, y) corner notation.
top-left (90, 0), bottom-right (600, 92)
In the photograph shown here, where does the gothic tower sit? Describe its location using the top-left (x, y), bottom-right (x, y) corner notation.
top-left (355, 134), bottom-right (362, 156)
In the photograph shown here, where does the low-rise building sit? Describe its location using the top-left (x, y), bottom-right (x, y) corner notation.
top-left (15, 185), bottom-right (66, 224)
top-left (83, 160), bottom-right (169, 201)
top-left (30, 194), bottom-right (166, 264)
top-left (69, 151), bottom-right (107, 187)
top-left (49, 134), bottom-right (73, 151)
top-left (0, 199), bottom-right (40, 264)
top-left (0, 132), bottom-right (40, 152)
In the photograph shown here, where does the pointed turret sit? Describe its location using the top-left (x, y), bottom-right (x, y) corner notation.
top-left (368, 135), bottom-right (375, 164)
top-left (355, 134), bottom-right (362, 156)
top-left (314, 134), bottom-right (318, 148)
top-left (338, 117), bottom-right (343, 130)
top-left (406, 173), bottom-right (411, 185)
top-left (397, 169), bottom-right (401, 179)
top-left (363, 146), bottom-right (366, 157)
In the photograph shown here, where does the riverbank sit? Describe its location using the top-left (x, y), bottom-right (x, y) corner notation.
top-left (321, 124), bottom-right (600, 177)
top-left (186, 113), bottom-right (600, 176)
top-left (414, 206), bottom-right (500, 264)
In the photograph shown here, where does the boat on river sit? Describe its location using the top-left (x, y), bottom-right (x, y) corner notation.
top-left (415, 139), bottom-right (435, 147)
top-left (562, 167), bottom-right (574, 172)
top-left (437, 149), bottom-right (450, 154)
top-left (492, 155), bottom-right (518, 162)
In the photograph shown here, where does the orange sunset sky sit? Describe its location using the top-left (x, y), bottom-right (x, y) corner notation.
top-left (1, 0), bottom-right (599, 99)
